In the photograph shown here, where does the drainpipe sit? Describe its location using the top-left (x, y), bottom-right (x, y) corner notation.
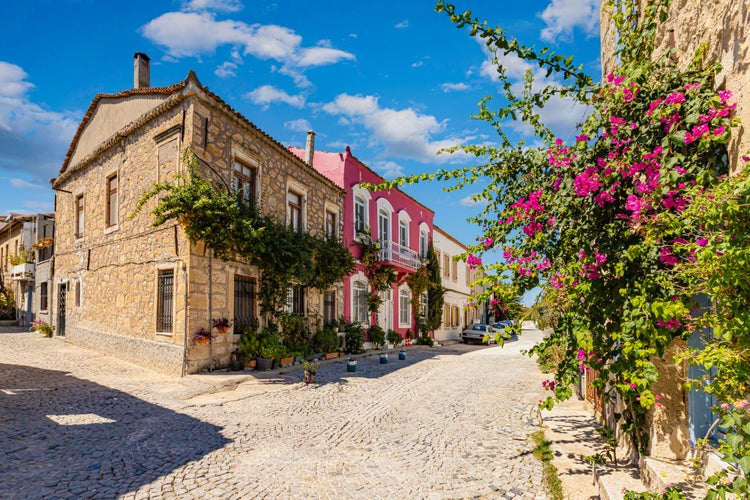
top-left (208, 249), bottom-right (213, 373)
top-left (180, 260), bottom-right (188, 377)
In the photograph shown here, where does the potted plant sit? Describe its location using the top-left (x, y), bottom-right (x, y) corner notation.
top-left (346, 357), bottom-right (357, 373)
top-left (314, 326), bottom-right (340, 358)
top-left (192, 327), bottom-right (213, 346)
top-left (398, 349), bottom-right (406, 360)
top-left (238, 329), bottom-right (260, 368)
top-left (256, 329), bottom-right (282, 371)
top-left (302, 359), bottom-right (319, 383)
top-left (343, 322), bottom-right (365, 354)
top-left (212, 317), bottom-right (232, 334)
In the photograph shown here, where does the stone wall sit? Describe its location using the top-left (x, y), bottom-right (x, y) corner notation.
top-left (55, 86), bottom-right (346, 375)
top-left (601, 0), bottom-right (750, 169)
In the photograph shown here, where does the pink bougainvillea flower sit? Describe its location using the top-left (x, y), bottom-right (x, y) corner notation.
top-left (483, 237), bottom-right (494, 249)
top-left (657, 319), bottom-right (681, 330)
top-left (629, 383), bottom-right (637, 389)
top-left (696, 238), bottom-right (708, 247)
top-left (466, 254), bottom-right (482, 270)
top-left (594, 252), bottom-right (607, 266)
top-left (660, 247), bottom-right (680, 266)
top-left (576, 134), bottom-right (590, 142)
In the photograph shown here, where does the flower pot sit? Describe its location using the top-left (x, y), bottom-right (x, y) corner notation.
top-left (280, 356), bottom-right (294, 368)
top-left (379, 353), bottom-right (388, 364)
top-left (398, 351), bottom-right (406, 360)
top-left (256, 357), bottom-right (273, 371)
top-left (324, 352), bottom-right (339, 360)
top-left (346, 361), bottom-right (357, 373)
top-left (217, 327), bottom-right (229, 335)
top-left (243, 359), bottom-right (256, 370)
top-left (196, 336), bottom-right (210, 345)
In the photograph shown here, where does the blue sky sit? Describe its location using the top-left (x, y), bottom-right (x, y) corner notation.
top-left (0, 0), bottom-right (601, 251)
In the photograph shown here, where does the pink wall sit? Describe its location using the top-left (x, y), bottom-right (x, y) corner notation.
top-left (290, 146), bottom-right (435, 337)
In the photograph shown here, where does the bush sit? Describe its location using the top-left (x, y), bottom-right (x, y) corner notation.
top-left (387, 329), bottom-right (402, 346)
top-left (238, 328), bottom-right (260, 360)
top-left (416, 334), bottom-right (434, 347)
top-left (343, 323), bottom-right (365, 354)
top-left (368, 325), bottom-right (386, 348)
top-left (0, 307), bottom-right (13, 320)
top-left (30, 320), bottom-right (52, 338)
top-left (535, 341), bottom-right (567, 374)
top-left (313, 326), bottom-right (339, 353)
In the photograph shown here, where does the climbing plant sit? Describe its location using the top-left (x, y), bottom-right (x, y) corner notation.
top-left (380, 1), bottom-right (749, 490)
top-left (134, 148), bottom-right (354, 321)
top-left (355, 231), bottom-right (399, 316)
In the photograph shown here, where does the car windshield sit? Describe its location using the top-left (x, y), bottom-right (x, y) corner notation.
top-left (493, 323), bottom-right (506, 329)
top-left (472, 325), bottom-right (486, 331)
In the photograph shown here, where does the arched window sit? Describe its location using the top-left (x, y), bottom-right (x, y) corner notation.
top-left (399, 286), bottom-right (411, 326)
top-left (352, 279), bottom-right (369, 324)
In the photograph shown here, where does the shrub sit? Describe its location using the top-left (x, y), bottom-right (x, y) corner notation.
top-left (343, 323), bottom-right (365, 354)
top-left (387, 329), bottom-right (402, 346)
top-left (313, 326), bottom-right (339, 353)
top-left (368, 325), bottom-right (385, 348)
top-left (30, 320), bottom-right (52, 338)
top-left (416, 334), bottom-right (434, 347)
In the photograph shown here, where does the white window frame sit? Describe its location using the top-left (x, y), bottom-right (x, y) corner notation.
top-left (351, 272), bottom-right (370, 325)
top-left (286, 180), bottom-right (307, 232)
top-left (419, 222), bottom-right (429, 258)
top-left (352, 185), bottom-right (372, 238)
top-left (397, 210), bottom-right (411, 249)
top-left (399, 285), bottom-right (411, 327)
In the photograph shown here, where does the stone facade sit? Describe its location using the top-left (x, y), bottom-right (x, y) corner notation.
top-left (53, 66), bottom-right (345, 376)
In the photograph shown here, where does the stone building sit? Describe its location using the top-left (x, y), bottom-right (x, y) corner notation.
top-left (596, 0), bottom-right (749, 483)
top-left (432, 226), bottom-right (479, 342)
top-left (0, 213), bottom-right (55, 327)
top-left (51, 53), bottom-right (346, 375)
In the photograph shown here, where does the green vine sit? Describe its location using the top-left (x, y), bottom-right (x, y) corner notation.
top-left (134, 148), bottom-right (354, 322)
top-left (355, 230), bottom-right (399, 315)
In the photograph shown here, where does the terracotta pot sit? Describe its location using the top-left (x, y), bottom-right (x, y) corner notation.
top-left (217, 327), bottom-right (229, 335)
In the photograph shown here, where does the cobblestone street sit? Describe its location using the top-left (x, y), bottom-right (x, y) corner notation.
top-left (1, 326), bottom-right (550, 499)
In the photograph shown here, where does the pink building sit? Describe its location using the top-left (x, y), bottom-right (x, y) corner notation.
top-left (290, 139), bottom-right (434, 338)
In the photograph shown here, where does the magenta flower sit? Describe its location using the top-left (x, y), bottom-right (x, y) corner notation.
top-left (696, 238), bottom-right (708, 247)
top-left (483, 237), bottom-right (494, 249)
top-left (466, 254), bottom-right (482, 270)
top-left (629, 382), bottom-right (637, 389)
top-left (660, 247), bottom-right (680, 266)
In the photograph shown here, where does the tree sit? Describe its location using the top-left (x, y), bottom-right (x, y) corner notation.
top-left (425, 241), bottom-right (444, 333)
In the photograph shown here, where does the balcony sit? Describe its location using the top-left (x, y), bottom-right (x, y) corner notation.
top-left (10, 263), bottom-right (35, 282)
top-left (379, 241), bottom-right (422, 270)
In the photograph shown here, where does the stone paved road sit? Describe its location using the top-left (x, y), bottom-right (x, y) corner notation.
top-left (1, 326), bottom-right (550, 499)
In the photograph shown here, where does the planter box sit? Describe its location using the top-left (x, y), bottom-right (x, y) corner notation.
top-left (10, 263), bottom-right (34, 282)
top-left (255, 357), bottom-right (273, 371)
top-left (280, 356), bottom-right (294, 368)
top-left (324, 352), bottom-right (339, 360)
top-left (243, 359), bottom-right (256, 370)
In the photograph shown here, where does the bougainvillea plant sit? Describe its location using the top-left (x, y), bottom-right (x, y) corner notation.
top-left (381, 1), bottom-right (749, 495)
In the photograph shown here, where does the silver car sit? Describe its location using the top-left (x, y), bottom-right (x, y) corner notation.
top-left (461, 323), bottom-right (496, 344)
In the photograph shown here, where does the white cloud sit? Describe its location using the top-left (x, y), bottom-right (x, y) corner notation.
top-left (372, 160), bottom-right (405, 179)
top-left (440, 82), bottom-right (470, 92)
top-left (140, 11), bottom-right (354, 87)
top-left (323, 93), bottom-right (467, 162)
top-left (10, 178), bottom-right (43, 189)
top-left (215, 61), bottom-right (237, 78)
top-left (0, 62), bottom-right (78, 181)
top-left (458, 194), bottom-right (488, 208)
top-left (411, 61), bottom-right (424, 68)
top-left (246, 85), bottom-right (305, 109)
top-left (395, 20), bottom-right (409, 29)
top-left (181, 0), bottom-right (243, 12)
top-left (284, 118), bottom-right (312, 132)
top-left (538, 0), bottom-right (600, 43)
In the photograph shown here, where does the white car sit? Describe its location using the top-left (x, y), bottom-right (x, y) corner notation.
top-left (461, 324), bottom-right (496, 344)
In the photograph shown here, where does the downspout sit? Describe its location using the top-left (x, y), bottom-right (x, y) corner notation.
top-left (181, 260), bottom-right (188, 377)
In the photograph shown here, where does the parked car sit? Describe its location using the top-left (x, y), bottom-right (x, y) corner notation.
top-left (492, 322), bottom-right (517, 341)
top-left (461, 323), bottom-right (496, 344)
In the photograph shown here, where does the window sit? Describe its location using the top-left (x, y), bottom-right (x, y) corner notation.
top-left (354, 196), bottom-right (367, 234)
top-left (40, 282), bottom-right (48, 311)
top-left (451, 306), bottom-right (460, 327)
top-left (399, 219), bottom-right (408, 247)
top-left (352, 280), bottom-right (369, 324)
top-left (234, 275), bottom-right (257, 331)
top-left (419, 230), bottom-right (428, 258)
top-left (325, 210), bottom-right (337, 237)
top-left (285, 285), bottom-right (305, 316)
top-left (420, 293), bottom-right (428, 319)
top-left (323, 290), bottom-right (336, 326)
top-left (288, 191), bottom-right (303, 231)
top-left (156, 270), bottom-right (174, 333)
top-left (234, 160), bottom-right (257, 209)
top-left (399, 287), bottom-right (411, 326)
top-left (378, 208), bottom-right (390, 243)
top-left (443, 254), bottom-right (450, 278)
top-left (106, 174), bottom-right (118, 227)
top-left (75, 194), bottom-right (84, 238)
top-left (74, 281), bottom-right (81, 307)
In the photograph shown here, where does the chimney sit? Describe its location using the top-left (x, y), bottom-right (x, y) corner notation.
top-left (305, 130), bottom-right (315, 166)
top-left (133, 52), bottom-right (151, 89)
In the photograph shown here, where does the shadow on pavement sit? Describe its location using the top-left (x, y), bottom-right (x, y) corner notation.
top-left (0, 363), bottom-right (229, 498)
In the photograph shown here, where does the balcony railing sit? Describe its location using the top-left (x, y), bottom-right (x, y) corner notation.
top-left (378, 241), bottom-right (422, 270)
top-left (10, 263), bottom-right (35, 282)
